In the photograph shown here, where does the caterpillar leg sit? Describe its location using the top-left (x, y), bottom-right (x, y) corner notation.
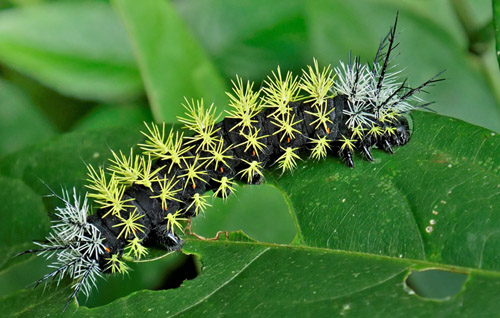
top-left (146, 225), bottom-right (184, 252)
top-left (339, 149), bottom-right (355, 168)
top-left (379, 117), bottom-right (411, 154)
top-left (359, 144), bottom-right (374, 161)
top-left (380, 139), bottom-right (394, 154)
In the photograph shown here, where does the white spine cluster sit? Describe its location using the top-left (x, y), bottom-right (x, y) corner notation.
top-left (34, 188), bottom-right (105, 306)
top-left (334, 55), bottom-right (428, 129)
top-left (334, 60), bottom-right (374, 103)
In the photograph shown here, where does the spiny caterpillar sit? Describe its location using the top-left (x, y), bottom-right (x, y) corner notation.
top-left (20, 16), bottom-right (442, 309)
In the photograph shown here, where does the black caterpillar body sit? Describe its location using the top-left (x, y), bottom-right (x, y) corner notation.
top-left (90, 94), bottom-right (410, 260)
top-left (21, 15), bottom-right (442, 308)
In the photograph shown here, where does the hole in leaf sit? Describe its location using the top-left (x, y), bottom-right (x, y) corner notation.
top-left (81, 253), bottom-right (199, 308)
top-left (405, 269), bottom-right (468, 300)
top-left (193, 184), bottom-right (297, 244)
top-left (156, 254), bottom-right (199, 290)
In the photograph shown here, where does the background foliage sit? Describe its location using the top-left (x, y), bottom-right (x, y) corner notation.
top-left (1, 0), bottom-right (499, 317)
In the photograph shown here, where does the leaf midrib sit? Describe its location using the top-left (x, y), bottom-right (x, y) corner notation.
top-left (180, 237), bottom-right (500, 277)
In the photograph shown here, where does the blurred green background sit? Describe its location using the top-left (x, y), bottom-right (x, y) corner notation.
top-left (0, 0), bottom-right (498, 309)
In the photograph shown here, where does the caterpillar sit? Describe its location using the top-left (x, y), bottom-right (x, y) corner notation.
top-left (20, 15), bottom-right (442, 309)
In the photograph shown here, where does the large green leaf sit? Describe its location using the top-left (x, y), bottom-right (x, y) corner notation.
top-left (73, 239), bottom-right (498, 317)
top-left (3, 68), bottom-right (97, 132)
top-left (0, 2), bottom-right (142, 102)
top-left (111, 0), bottom-right (228, 122)
top-left (1, 112), bottom-right (500, 316)
top-left (0, 79), bottom-right (55, 157)
top-left (4, 239), bottom-right (499, 317)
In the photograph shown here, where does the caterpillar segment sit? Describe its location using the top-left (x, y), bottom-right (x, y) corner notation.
top-left (21, 16), bottom-right (443, 308)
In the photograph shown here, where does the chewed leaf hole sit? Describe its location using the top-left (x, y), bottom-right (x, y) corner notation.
top-left (81, 254), bottom-right (199, 308)
top-left (405, 269), bottom-right (468, 300)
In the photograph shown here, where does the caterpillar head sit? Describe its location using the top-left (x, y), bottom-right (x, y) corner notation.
top-left (394, 116), bottom-right (411, 146)
top-left (19, 188), bottom-right (106, 309)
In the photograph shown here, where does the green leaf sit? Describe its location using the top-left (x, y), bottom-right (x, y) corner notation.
top-left (1, 285), bottom-right (79, 317)
top-left (111, 0), bottom-right (228, 122)
top-left (0, 177), bottom-right (52, 299)
top-left (0, 177), bottom-right (49, 272)
top-left (0, 126), bottom-right (144, 197)
top-left (72, 239), bottom-right (497, 317)
top-left (173, 0), bottom-right (309, 79)
top-left (0, 79), bottom-right (55, 157)
top-left (2, 112), bottom-right (500, 316)
top-left (3, 68), bottom-right (97, 132)
top-left (0, 2), bottom-right (142, 102)
top-left (494, 0), bottom-right (500, 69)
top-left (73, 103), bottom-right (153, 131)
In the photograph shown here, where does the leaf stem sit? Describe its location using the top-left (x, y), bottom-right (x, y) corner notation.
top-left (450, 0), bottom-right (500, 109)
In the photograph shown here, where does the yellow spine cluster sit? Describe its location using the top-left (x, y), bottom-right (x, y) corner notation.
top-left (262, 66), bottom-right (301, 117)
top-left (107, 148), bottom-right (141, 185)
top-left (178, 155), bottom-right (208, 190)
top-left (300, 59), bottom-right (338, 154)
top-left (271, 113), bottom-right (302, 143)
top-left (205, 137), bottom-right (233, 171)
top-left (187, 193), bottom-right (212, 216)
top-left (368, 123), bottom-right (383, 137)
top-left (339, 135), bottom-right (357, 152)
top-left (213, 176), bottom-right (236, 201)
top-left (112, 210), bottom-right (145, 239)
top-left (351, 126), bottom-right (366, 140)
top-left (225, 76), bottom-right (263, 132)
top-left (125, 237), bottom-right (148, 260)
top-left (238, 159), bottom-right (264, 183)
top-left (237, 128), bottom-right (268, 157)
top-left (165, 210), bottom-right (188, 234)
top-left (105, 254), bottom-right (129, 274)
top-left (178, 98), bottom-right (220, 152)
top-left (262, 67), bottom-right (303, 146)
top-left (224, 74), bottom-right (268, 160)
top-left (86, 165), bottom-right (133, 218)
top-left (276, 147), bottom-right (301, 173)
top-left (300, 58), bottom-right (335, 108)
top-left (134, 155), bottom-right (163, 191)
top-left (150, 176), bottom-right (181, 210)
top-left (139, 122), bottom-right (170, 157)
top-left (309, 135), bottom-right (332, 161)
top-left (139, 123), bottom-right (193, 173)
top-left (304, 103), bottom-right (334, 131)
